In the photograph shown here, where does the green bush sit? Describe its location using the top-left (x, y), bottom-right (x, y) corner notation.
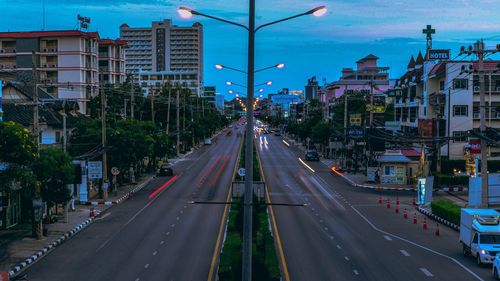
top-left (431, 200), bottom-right (461, 225)
top-left (434, 174), bottom-right (469, 187)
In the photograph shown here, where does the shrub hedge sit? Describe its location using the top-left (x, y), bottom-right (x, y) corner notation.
top-left (431, 199), bottom-right (461, 225)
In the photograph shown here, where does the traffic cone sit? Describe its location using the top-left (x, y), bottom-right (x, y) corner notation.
top-left (435, 224), bottom-right (440, 237)
top-left (89, 207), bottom-right (95, 218)
top-left (423, 218), bottom-right (428, 230)
top-left (378, 196), bottom-right (382, 204)
top-left (396, 196), bottom-right (400, 206)
top-left (403, 208), bottom-right (408, 219)
top-left (386, 199), bottom-right (391, 209)
top-left (412, 196), bottom-right (416, 206)
top-left (128, 191), bottom-right (132, 200)
top-left (395, 205), bottom-right (399, 214)
top-left (413, 213), bottom-right (417, 224)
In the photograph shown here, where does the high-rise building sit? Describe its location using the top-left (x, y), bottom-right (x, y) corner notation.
top-left (119, 20), bottom-right (203, 88)
top-left (98, 39), bottom-right (127, 85)
top-left (305, 76), bottom-right (319, 100)
top-left (0, 30), bottom-right (101, 114)
top-left (215, 93), bottom-right (225, 113)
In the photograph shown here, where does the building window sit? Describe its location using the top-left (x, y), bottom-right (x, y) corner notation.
top-left (439, 80), bottom-right (445, 91)
top-left (453, 105), bottom-right (468, 116)
top-left (453, 79), bottom-right (468, 90)
top-left (453, 131), bottom-right (468, 142)
top-left (384, 166), bottom-right (395, 176)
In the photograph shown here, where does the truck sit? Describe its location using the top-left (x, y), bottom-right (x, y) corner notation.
top-left (460, 208), bottom-right (500, 265)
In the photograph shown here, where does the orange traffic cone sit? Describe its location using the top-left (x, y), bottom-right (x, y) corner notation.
top-left (386, 199), bottom-right (391, 209)
top-left (128, 191), bottom-right (132, 200)
top-left (89, 207), bottom-right (95, 218)
top-left (412, 196), bottom-right (416, 206)
top-left (423, 218), bottom-right (428, 230)
top-left (435, 224), bottom-right (440, 236)
top-left (395, 205), bottom-right (399, 214)
top-left (413, 213), bottom-right (417, 224)
top-left (396, 196), bottom-right (400, 205)
top-left (378, 196), bottom-right (382, 204)
top-left (403, 208), bottom-right (408, 219)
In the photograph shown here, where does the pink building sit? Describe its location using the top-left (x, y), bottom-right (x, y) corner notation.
top-left (320, 54), bottom-right (391, 102)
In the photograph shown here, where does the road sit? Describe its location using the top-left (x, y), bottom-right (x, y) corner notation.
top-left (258, 133), bottom-right (494, 281)
top-left (22, 128), bottom-right (242, 281)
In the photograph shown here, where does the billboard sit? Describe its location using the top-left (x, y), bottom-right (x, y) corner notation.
top-left (427, 49), bottom-right (450, 60)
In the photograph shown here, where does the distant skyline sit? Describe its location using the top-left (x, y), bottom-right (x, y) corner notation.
top-left (1, 0), bottom-right (500, 99)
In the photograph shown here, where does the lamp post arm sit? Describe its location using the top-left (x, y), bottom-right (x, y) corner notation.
top-left (255, 65), bottom-right (279, 73)
top-left (194, 11), bottom-right (249, 30)
top-left (222, 65), bottom-right (248, 74)
top-left (255, 11), bottom-right (309, 32)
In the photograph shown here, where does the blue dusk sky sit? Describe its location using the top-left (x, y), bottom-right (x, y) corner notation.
top-left (1, 0), bottom-right (500, 99)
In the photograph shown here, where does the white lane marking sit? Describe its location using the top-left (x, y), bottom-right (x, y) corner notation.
top-left (330, 235), bottom-right (334, 239)
top-left (180, 210), bottom-right (183, 214)
top-left (282, 140), bottom-right (290, 147)
top-left (384, 235), bottom-right (393, 241)
top-left (400, 250), bottom-right (411, 257)
top-left (176, 216), bottom-right (180, 220)
top-left (160, 240), bottom-right (165, 245)
top-left (353, 270), bottom-right (359, 275)
top-left (344, 256), bottom-right (350, 261)
top-left (171, 223), bottom-right (175, 227)
top-left (153, 251), bottom-right (157, 256)
top-left (166, 232), bottom-right (170, 235)
top-left (351, 206), bottom-right (483, 281)
top-left (144, 264), bottom-right (149, 269)
top-left (298, 158), bottom-right (315, 173)
top-left (420, 268), bottom-right (433, 277)
top-left (337, 245), bottom-right (342, 249)
top-left (135, 278), bottom-right (140, 281)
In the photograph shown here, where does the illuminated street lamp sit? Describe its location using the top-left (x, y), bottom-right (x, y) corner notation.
top-left (178, 5), bottom-right (326, 280)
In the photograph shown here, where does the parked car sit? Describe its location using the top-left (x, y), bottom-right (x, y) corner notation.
top-left (158, 163), bottom-right (174, 176)
top-left (305, 150), bottom-right (319, 161)
top-left (493, 254), bottom-right (500, 279)
top-left (204, 138), bottom-right (212, 145)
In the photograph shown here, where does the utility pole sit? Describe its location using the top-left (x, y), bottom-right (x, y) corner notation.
top-left (101, 86), bottom-right (108, 200)
top-left (130, 82), bottom-right (135, 119)
top-left (183, 89), bottom-right (186, 132)
top-left (150, 86), bottom-right (155, 122)
top-left (32, 51), bottom-right (40, 150)
top-left (176, 87), bottom-right (180, 155)
top-left (343, 85), bottom-right (348, 167)
top-left (477, 40), bottom-right (488, 207)
top-left (243, 1), bottom-right (256, 280)
top-left (62, 111), bottom-right (67, 152)
top-left (166, 85), bottom-right (172, 135)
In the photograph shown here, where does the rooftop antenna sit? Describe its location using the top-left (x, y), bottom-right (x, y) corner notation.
top-left (77, 14), bottom-right (91, 31)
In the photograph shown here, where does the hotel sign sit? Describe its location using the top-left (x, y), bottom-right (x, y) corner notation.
top-left (428, 49), bottom-right (450, 60)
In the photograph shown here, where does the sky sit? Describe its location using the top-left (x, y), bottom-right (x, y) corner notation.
top-left (1, 0), bottom-right (500, 99)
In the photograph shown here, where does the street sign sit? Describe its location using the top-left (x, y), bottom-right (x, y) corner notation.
top-left (349, 114), bottom-right (362, 125)
top-left (88, 161), bottom-right (103, 179)
top-left (427, 49), bottom-right (450, 60)
top-left (238, 168), bottom-right (246, 177)
top-left (111, 167), bottom-right (120, 176)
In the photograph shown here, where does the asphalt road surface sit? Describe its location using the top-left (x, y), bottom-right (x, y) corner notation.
top-left (258, 133), bottom-right (494, 281)
top-left (22, 128), bottom-right (242, 281)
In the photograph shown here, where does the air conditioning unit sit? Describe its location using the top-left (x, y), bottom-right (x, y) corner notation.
top-left (496, 87), bottom-right (500, 92)
top-left (43, 48), bottom-right (48, 52)
top-left (12, 49), bottom-right (15, 53)
top-left (474, 86), bottom-right (480, 92)
top-left (52, 64), bottom-right (58, 68)
top-left (0, 64), bottom-right (4, 69)
top-left (473, 113), bottom-right (480, 119)
top-left (43, 64), bottom-right (49, 67)
top-left (51, 48), bottom-right (57, 52)
top-left (0, 49), bottom-right (4, 53)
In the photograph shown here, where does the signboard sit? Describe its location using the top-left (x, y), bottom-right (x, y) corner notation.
top-left (111, 167), bottom-right (120, 176)
top-left (469, 173), bottom-right (500, 206)
top-left (87, 161), bottom-right (103, 179)
top-left (349, 114), bottom-right (362, 125)
top-left (417, 176), bottom-right (434, 205)
top-left (469, 139), bottom-right (481, 154)
top-left (0, 162), bottom-right (8, 171)
top-left (348, 125), bottom-right (364, 138)
top-left (238, 168), bottom-right (246, 177)
top-left (428, 49), bottom-right (450, 60)
top-left (0, 80), bottom-right (3, 121)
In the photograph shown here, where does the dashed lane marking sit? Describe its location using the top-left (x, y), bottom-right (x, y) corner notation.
top-left (384, 235), bottom-right (393, 241)
top-left (153, 251), bottom-right (157, 256)
top-left (353, 270), bottom-right (359, 275)
top-left (344, 256), bottom-right (350, 261)
top-left (144, 264), bottom-right (149, 269)
top-left (400, 250), bottom-right (411, 257)
top-left (337, 245), bottom-right (342, 249)
top-left (420, 268), bottom-right (433, 277)
top-left (160, 241), bottom-right (165, 245)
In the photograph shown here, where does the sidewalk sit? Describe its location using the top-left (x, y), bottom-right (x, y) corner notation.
top-left (0, 173), bottom-right (154, 277)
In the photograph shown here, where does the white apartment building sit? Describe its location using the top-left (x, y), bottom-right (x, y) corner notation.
top-left (0, 30), bottom-right (100, 114)
top-left (98, 39), bottom-right (127, 85)
top-left (120, 20), bottom-right (203, 92)
top-left (139, 70), bottom-right (199, 96)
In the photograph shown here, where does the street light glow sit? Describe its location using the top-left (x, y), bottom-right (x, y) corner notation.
top-left (266, 81), bottom-right (272, 85)
top-left (259, 88), bottom-right (264, 92)
top-left (229, 90), bottom-right (234, 94)
top-left (226, 81), bottom-right (232, 85)
top-left (310, 6), bottom-right (327, 17)
top-left (177, 7), bottom-right (194, 19)
top-left (215, 64), bottom-right (223, 69)
top-left (276, 63), bottom-right (285, 69)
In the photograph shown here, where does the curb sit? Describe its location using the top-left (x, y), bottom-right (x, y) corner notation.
top-left (417, 206), bottom-right (460, 232)
top-left (330, 167), bottom-right (415, 191)
top-left (8, 176), bottom-right (154, 278)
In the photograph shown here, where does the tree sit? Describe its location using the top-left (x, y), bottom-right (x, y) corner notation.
top-left (311, 122), bottom-right (329, 145)
top-left (33, 148), bottom-right (74, 214)
top-left (0, 121), bottom-right (37, 165)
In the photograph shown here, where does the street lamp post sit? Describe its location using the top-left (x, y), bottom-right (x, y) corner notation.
top-left (178, 4), bottom-right (327, 281)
